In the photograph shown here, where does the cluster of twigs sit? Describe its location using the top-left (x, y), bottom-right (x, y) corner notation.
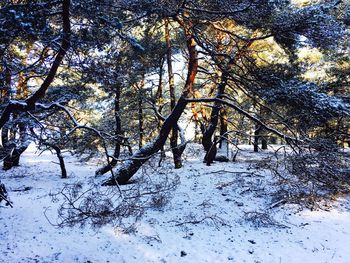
top-left (170, 212), bottom-right (231, 230)
top-left (49, 160), bottom-right (179, 231)
top-left (243, 211), bottom-right (288, 228)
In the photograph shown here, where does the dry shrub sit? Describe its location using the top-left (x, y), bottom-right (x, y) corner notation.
top-left (263, 139), bottom-right (350, 209)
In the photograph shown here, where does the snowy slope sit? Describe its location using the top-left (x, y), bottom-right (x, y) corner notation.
top-left (0, 144), bottom-right (349, 263)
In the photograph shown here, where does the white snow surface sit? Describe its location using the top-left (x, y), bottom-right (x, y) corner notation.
top-left (1, 144), bottom-right (350, 263)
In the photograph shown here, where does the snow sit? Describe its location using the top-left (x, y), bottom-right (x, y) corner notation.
top-left (1, 144), bottom-right (350, 263)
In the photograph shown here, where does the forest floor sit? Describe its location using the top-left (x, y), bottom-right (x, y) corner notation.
top-left (0, 143), bottom-right (350, 263)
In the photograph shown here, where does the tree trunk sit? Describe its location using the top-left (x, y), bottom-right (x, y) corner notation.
top-left (201, 30), bottom-right (259, 155)
top-left (102, 20), bottom-right (198, 185)
top-left (0, 67), bottom-right (10, 164)
top-left (253, 123), bottom-right (260, 152)
top-left (1, 67), bottom-right (13, 169)
top-left (219, 107), bottom-right (228, 147)
top-left (253, 103), bottom-right (262, 152)
top-left (55, 146), bottom-right (67, 178)
top-left (202, 75), bottom-right (227, 161)
top-left (155, 57), bottom-right (164, 108)
top-left (261, 136), bottom-right (268, 150)
top-left (138, 87), bottom-right (144, 150)
top-left (260, 107), bottom-right (268, 150)
top-left (3, 122), bottom-right (29, 170)
top-left (156, 57), bottom-right (167, 166)
top-left (215, 107), bottom-right (229, 162)
top-left (165, 18), bottom-right (183, 169)
top-left (49, 144), bottom-right (67, 178)
top-left (0, 127), bottom-right (8, 149)
top-left (1, 0), bottom-right (70, 169)
top-left (96, 85), bottom-right (122, 175)
top-left (5, 45), bottom-right (33, 169)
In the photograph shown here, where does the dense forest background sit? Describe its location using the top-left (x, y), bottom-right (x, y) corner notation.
top-left (0, 0), bottom-right (349, 224)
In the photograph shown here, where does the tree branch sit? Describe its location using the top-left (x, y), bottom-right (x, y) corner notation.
top-left (0, 0), bottom-right (71, 130)
top-left (185, 97), bottom-right (303, 144)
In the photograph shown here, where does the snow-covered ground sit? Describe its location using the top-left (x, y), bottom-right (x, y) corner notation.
top-left (1, 144), bottom-right (349, 263)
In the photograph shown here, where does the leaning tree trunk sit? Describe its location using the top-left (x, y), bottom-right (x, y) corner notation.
top-left (102, 19), bottom-right (198, 185)
top-left (165, 18), bottom-right (183, 169)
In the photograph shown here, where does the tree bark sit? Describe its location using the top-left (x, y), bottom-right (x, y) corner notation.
top-left (102, 19), bottom-right (198, 185)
